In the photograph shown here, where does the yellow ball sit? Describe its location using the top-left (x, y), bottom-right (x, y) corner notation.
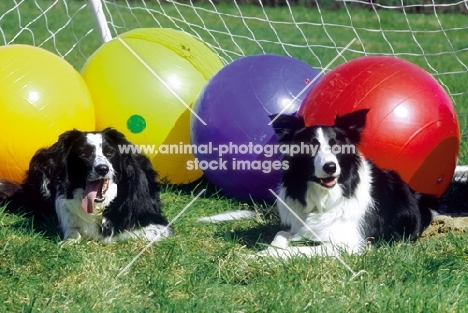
top-left (81, 28), bottom-right (223, 184)
top-left (0, 45), bottom-right (95, 182)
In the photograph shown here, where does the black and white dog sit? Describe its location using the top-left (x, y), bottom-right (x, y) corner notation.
top-left (259, 109), bottom-right (437, 258)
top-left (0, 128), bottom-right (171, 243)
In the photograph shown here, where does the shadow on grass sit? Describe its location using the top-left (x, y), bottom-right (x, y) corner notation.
top-left (214, 221), bottom-right (283, 251)
top-left (176, 177), bottom-right (284, 251)
top-left (2, 209), bottom-right (61, 242)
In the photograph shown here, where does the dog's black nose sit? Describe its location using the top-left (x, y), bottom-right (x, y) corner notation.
top-left (323, 162), bottom-right (337, 175)
top-left (95, 164), bottom-right (109, 176)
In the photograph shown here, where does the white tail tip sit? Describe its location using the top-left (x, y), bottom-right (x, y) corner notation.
top-left (197, 210), bottom-right (256, 223)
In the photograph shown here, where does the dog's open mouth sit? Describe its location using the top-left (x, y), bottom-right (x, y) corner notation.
top-left (81, 179), bottom-right (110, 214)
top-left (319, 176), bottom-right (338, 188)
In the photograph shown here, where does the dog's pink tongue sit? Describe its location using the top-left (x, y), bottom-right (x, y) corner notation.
top-left (81, 181), bottom-right (100, 214)
top-left (321, 177), bottom-right (337, 188)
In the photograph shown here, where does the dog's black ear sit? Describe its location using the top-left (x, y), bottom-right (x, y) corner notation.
top-left (101, 128), bottom-right (131, 145)
top-left (24, 129), bottom-right (84, 208)
top-left (30, 129), bottom-right (83, 169)
top-left (55, 129), bottom-right (84, 150)
top-left (334, 109), bottom-right (369, 134)
top-left (269, 113), bottom-right (306, 142)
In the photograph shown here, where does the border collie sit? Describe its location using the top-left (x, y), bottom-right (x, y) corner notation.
top-left (258, 109), bottom-right (437, 258)
top-left (0, 128), bottom-right (171, 243)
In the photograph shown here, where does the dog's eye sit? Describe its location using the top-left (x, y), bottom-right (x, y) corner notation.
top-left (103, 148), bottom-right (114, 157)
top-left (329, 138), bottom-right (337, 146)
top-left (78, 146), bottom-right (93, 158)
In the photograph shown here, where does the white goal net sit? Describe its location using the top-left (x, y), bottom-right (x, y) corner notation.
top-left (1, 0), bottom-right (467, 133)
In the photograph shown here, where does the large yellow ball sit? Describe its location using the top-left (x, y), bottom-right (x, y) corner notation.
top-left (81, 28), bottom-right (223, 184)
top-left (0, 45), bottom-right (95, 182)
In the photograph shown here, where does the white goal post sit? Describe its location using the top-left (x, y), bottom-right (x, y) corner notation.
top-left (0, 0), bottom-right (467, 131)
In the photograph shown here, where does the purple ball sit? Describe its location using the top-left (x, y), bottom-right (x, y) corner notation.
top-left (190, 54), bottom-right (321, 201)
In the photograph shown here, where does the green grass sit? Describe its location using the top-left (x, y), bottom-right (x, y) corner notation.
top-left (1, 1), bottom-right (468, 312)
top-left (2, 195), bottom-right (468, 312)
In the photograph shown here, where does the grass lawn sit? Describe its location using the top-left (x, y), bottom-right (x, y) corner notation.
top-left (1, 1), bottom-right (468, 312)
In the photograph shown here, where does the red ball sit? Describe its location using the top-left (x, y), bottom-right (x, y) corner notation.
top-left (299, 56), bottom-right (460, 197)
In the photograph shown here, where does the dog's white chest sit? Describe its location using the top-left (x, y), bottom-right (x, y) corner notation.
top-left (55, 189), bottom-right (104, 241)
top-left (277, 183), bottom-right (369, 253)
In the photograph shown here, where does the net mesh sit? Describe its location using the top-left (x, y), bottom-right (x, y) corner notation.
top-left (0, 0), bottom-right (467, 134)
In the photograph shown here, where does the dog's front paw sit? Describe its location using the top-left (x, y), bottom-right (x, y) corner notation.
top-left (255, 246), bottom-right (290, 259)
top-left (252, 231), bottom-right (293, 259)
top-left (270, 231), bottom-right (291, 249)
top-left (143, 224), bottom-right (172, 242)
top-left (101, 218), bottom-right (115, 238)
top-left (59, 231), bottom-right (82, 247)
